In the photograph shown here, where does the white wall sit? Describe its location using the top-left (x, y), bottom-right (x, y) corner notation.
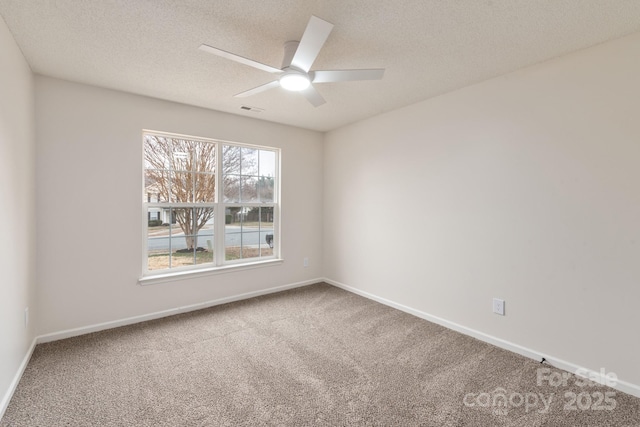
top-left (0, 15), bottom-right (36, 415)
top-left (35, 77), bottom-right (323, 335)
top-left (324, 32), bottom-right (640, 387)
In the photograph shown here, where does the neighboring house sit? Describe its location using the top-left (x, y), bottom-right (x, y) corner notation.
top-left (145, 183), bottom-right (173, 224)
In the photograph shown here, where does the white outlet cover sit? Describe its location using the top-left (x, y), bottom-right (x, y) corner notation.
top-left (493, 298), bottom-right (505, 316)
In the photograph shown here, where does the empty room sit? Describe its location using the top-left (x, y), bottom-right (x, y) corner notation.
top-left (1, 1), bottom-right (639, 426)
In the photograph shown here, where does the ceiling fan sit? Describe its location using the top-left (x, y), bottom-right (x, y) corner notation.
top-left (199, 15), bottom-right (385, 107)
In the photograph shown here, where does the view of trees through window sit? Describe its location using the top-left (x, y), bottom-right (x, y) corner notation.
top-left (143, 132), bottom-right (277, 273)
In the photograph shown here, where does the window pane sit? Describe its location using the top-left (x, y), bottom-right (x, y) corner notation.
top-left (171, 236), bottom-right (196, 268)
top-left (223, 145), bottom-right (241, 174)
top-left (194, 172), bottom-right (215, 202)
top-left (148, 240), bottom-right (171, 271)
top-left (240, 176), bottom-right (258, 202)
top-left (144, 135), bottom-right (172, 170)
top-left (147, 207), bottom-right (215, 271)
top-left (172, 207), bottom-right (194, 249)
top-left (171, 172), bottom-right (194, 202)
top-left (171, 138), bottom-right (192, 172)
top-left (172, 151), bottom-right (190, 172)
top-left (223, 146), bottom-right (276, 203)
top-left (194, 207), bottom-right (215, 265)
top-left (194, 207), bottom-right (215, 231)
top-left (241, 232), bottom-right (261, 260)
top-left (225, 216), bottom-right (242, 260)
top-left (224, 206), bottom-right (274, 261)
top-left (198, 231), bottom-right (215, 265)
top-left (225, 207), bottom-right (241, 224)
top-left (223, 174), bottom-right (240, 202)
top-left (241, 147), bottom-right (258, 175)
top-left (191, 140), bottom-right (216, 174)
top-left (260, 207), bottom-right (274, 256)
top-left (257, 177), bottom-right (274, 202)
top-left (259, 150), bottom-right (276, 177)
top-left (147, 208), bottom-right (172, 270)
top-left (144, 169), bottom-right (171, 203)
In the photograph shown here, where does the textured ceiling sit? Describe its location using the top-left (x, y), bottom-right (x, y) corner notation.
top-left (2, 1), bottom-right (640, 132)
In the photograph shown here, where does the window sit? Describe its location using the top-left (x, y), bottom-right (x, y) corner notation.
top-left (143, 131), bottom-right (278, 276)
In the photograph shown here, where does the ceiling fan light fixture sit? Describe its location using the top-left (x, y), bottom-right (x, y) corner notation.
top-left (279, 72), bottom-right (310, 91)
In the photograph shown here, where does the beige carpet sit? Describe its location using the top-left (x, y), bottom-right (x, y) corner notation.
top-left (2, 283), bottom-right (639, 426)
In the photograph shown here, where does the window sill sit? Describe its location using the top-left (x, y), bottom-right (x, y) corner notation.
top-left (138, 258), bottom-right (284, 286)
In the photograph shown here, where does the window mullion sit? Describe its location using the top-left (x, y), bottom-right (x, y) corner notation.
top-left (142, 202), bottom-right (149, 275)
top-left (258, 207), bottom-right (262, 256)
top-left (168, 207), bottom-right (173, 269)
top-left (215, 143), bottom-right (224, 266)
top-left (192, 207), bottom-right (197, 265)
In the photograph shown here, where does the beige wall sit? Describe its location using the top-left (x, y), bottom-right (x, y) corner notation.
top-left (324, 32), bottom-right (640, 387)
top-left (35, 77), bottom-right (324, 335)
top-left (0, 15), bottom-right (36, 414)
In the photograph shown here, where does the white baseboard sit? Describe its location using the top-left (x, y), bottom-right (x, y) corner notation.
top-left (323, 278), bottom-right (640, 399)
top-left (0, 337), bottom-right (36, 421)
top-left (37, 278), bottom-right (321, 344)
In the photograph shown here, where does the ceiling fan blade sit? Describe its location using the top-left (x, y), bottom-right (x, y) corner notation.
top-left (312, 69), bottom-right (385, 83)
top-left (301, 85), bottom-right (326, 107)
top-left (199, 44), bottom-right (283, 74)
top-left (290, 16), bottom-right (334, 72)
top-left (234, 80), bottom-right (280, 98)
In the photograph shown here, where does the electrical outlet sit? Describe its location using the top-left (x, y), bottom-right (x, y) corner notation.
top-left (492, 298), bottom-right (505, 316)
top-left (25, 307), bottom-right (29, 327)
top-left (303, 257), bottom-right (309, 267)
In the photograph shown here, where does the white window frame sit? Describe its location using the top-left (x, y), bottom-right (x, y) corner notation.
top-left (140, 130), bottom-right (281, 283)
